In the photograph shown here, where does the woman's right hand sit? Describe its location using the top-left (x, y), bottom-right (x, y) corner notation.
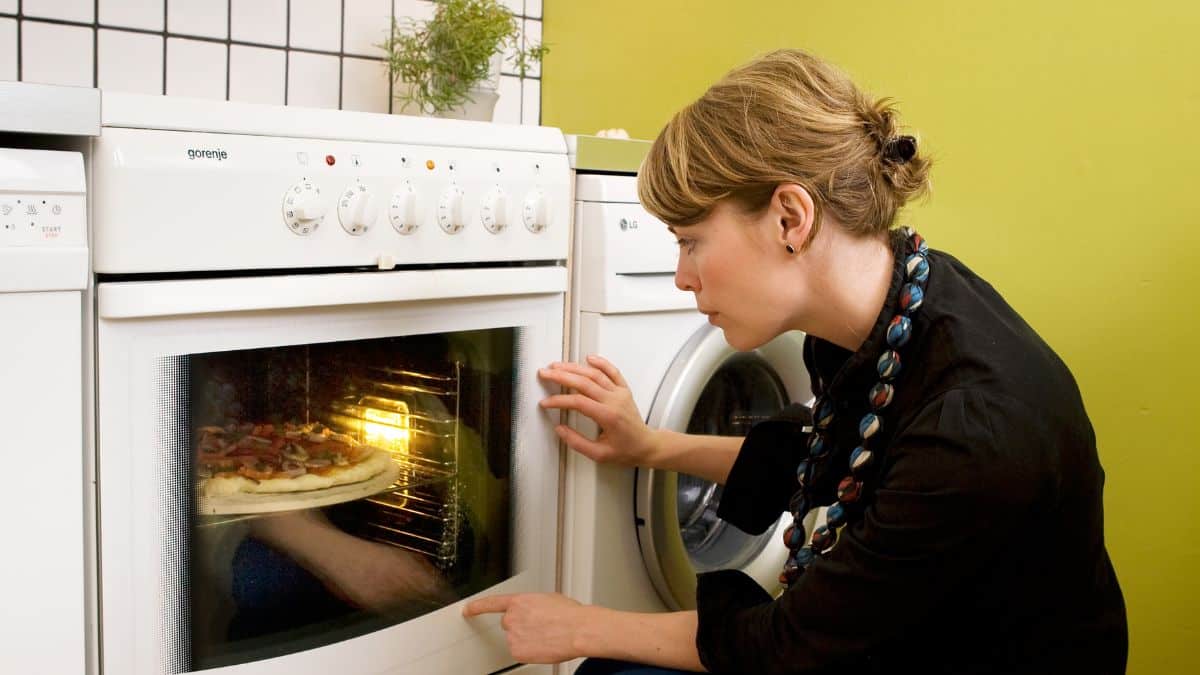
top-left (538, 354), bottom-right (659, 467)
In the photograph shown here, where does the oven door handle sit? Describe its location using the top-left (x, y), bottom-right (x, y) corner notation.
top-left (98, 266), bottom-right (567, 319)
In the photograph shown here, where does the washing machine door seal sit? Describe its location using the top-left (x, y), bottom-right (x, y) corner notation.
top-left (635, 325), bottom-right (812, 610)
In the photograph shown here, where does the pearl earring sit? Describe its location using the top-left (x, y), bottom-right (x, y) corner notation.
top-left (786, 244), bottom-right (795, 254)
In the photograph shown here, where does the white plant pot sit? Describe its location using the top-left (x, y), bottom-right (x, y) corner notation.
top-left (434, 87), bottom-right (500, 122)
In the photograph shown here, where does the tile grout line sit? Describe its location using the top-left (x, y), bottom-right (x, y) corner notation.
top-left (283, 0), bottom-right (291, 104)
top-left (162, 0), bottom-right (168, 94)
top-left (338, 0), bottom-right (345, 110)
top-left (225, 0), bottom-right (232, 100)
top-left (15, 0), bottom-right (21, 82)
top-left (92, 0), bottom-right (99, 87)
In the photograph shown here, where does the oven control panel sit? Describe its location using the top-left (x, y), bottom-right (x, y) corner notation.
top-left (0, 148), bottom-right (88, 292)
top-left (91, 127), bottom-right (571, 274)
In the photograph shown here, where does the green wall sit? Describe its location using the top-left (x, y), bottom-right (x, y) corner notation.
top-left (544, 2), bottom-right (1199, 672)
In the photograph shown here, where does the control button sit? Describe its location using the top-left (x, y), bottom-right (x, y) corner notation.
top-left (437, 185), bottom-right (466, 234)
top-left (389, 180), bottom-right (420, 235)
top-left (522, 189), bottom-right (550, 233)
top-left (297, 152), bottom-right (309, 165)
top-left (338, 181), bottom-right (378, 236)
top-left (282, 180), bottom-right (326, 236)
top-left (480, 186), bottom-right (508, 234)
top-left (1, 204), bottom-right (12, 216)
top-left (377, 254), bottom-right (396, 270)
top-left (25, 203), bottom-right (38, 216)
top-left (51, 204), bottom-right (62, 216)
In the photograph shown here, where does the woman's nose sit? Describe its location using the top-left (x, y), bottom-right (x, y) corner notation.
top-left (675, 257), bottom-right (698, 292)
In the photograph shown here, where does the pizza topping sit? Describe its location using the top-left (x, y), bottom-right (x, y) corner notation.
top-left (282, 443), bottom-right (309, 461)
top-left (195, 421), bottom-right (378, 485)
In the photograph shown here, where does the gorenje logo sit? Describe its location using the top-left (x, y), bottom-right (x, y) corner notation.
top-left (187, 148), bottom-right (229, 161)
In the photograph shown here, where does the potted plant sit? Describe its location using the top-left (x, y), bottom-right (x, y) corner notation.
top-left (380, 0), bottom-right (548, 121)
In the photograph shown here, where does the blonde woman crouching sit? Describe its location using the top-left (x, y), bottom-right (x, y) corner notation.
top-left (465, 49), bottom-right (1127, 675)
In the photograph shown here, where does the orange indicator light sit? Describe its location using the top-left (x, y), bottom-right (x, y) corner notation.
top-left (426, 159), bottom-right (435, 170)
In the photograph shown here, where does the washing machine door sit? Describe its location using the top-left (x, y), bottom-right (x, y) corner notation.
top-left (635, 326), bottom-right (811, 610)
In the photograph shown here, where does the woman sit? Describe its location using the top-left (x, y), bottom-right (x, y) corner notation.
top-left (464, 49), bottom-right (1127, 674)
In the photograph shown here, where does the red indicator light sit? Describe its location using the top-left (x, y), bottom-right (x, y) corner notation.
top-left (325, 155), bottom-right (336, 166)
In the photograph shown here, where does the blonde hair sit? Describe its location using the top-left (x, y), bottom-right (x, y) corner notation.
top-left (638, 49), bottom-right (931, 243)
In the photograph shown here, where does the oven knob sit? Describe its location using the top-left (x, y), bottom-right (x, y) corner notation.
top-left (438, 184), bottom-right (466, 234)
top-left (338, 181), bottom-right (378, 236)
top-left (480, 186), bottom-right (508, 234)
top-left (522, 189), bottom-right (550, 233)
top-left (388, 180), bottom-right (420, 235)
top-left (282, 180), bottom-right (326, 235)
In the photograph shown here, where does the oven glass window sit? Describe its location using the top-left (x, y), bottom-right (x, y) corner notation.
top-left (176, 329), bottom-right (515, 670)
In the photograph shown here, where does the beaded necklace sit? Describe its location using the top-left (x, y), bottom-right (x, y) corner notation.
top-left (779, 227), bottom-right (930, 586)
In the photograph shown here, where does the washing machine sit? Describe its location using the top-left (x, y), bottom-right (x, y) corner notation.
top-left (560, 142), bottom-right (812, 669)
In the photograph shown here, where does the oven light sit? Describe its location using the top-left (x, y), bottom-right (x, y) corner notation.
top-left (361, 403), bottom-right (411, 455)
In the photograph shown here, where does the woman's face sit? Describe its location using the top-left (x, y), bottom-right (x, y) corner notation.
top-left (671, 200), bottom-right (797, 351)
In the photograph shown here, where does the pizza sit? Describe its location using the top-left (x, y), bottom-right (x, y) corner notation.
top-left (195, 421), bottom-right (394, 498)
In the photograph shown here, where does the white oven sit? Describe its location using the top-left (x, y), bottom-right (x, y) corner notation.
top-left (89, 94), bottom-right (570, 674)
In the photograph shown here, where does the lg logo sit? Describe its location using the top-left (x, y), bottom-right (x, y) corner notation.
top-left (619, 217), bottom-right (639, 231)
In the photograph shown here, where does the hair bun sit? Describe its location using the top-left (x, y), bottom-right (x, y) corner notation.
top-left (883, 135), bottom-right (917, 164)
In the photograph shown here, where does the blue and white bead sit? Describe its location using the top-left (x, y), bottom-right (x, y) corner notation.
top-left (808, 433), bottom-right (830, 458)
top-left (859, 413), bottom-right (881, 439)
top-left (899, 283), bottom-right (924, 314)
top-left (849, 446), bottom-right (873, 475)
top-left (905, 253), bottom-right (929, 284)
top-left (877, 350), bottom-right (902, 380)
top-left (814, 397), bottom-right (835, 430)
top-left (886, 315), bottom-right (913, 348)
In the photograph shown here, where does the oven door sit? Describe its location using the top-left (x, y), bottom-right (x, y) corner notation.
top-left (95, 266), bottom-right (565, 674)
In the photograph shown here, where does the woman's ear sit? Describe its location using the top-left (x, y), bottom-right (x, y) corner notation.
top-left (773, 183), bottom-right (816, 253)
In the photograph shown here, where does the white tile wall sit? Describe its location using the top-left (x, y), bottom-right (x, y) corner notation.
top-left (98, 29), bottom-right (163, 95)
top-left (99, 0), bottom-right (163, 32)
top-left (287, 51), bottom-right (340, 109)
top-left (0, 18), bottom-right (15, 82)
top-left (168, 0), bottom-right (228, 40)
top-left (343, 0), bottom-right (392, 57)
top-left (229, 45), bottom-right (286, 105)
top-left (523, 18), bottom-right (542, 77)
top-left (166, 37), bottom-right (227, 100)
top-left (393, 0), bottom-right (436, 27)
top-left (2, 0), bottom-right (543, 122)
top-left (290, 0), bottom-right (342, 52)
top-left (342, 56), bottom-right (390, 113)
top-left (231, 0), bottom-right (287, 47)
top-left (23, 0), bottom-right (93, 23)
top-left (495, 74), bottom-right (522, 125)
top-left (21, 21), bottom-right (93, 87)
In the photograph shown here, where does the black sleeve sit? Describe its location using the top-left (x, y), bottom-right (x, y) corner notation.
top-left (696, 389), bottom-right (1040, 674)
top-left (716, 403), bottom-right (812, 535)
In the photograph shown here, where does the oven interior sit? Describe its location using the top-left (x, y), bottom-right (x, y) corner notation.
top-left (179, 328), bottom-right (516, 670)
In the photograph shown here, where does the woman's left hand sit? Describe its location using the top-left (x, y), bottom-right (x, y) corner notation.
top-left (462, 592), bottom-right (588, 663)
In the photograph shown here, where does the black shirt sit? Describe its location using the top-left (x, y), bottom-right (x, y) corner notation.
top-left (695, 234), bottom-right (1128, 674)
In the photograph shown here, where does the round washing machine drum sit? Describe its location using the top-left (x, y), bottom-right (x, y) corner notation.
top-left (635, 325), bottom-right (812, 610)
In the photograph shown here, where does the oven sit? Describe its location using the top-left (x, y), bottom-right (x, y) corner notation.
top-left (89, 94), bottom-right (570, 674)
